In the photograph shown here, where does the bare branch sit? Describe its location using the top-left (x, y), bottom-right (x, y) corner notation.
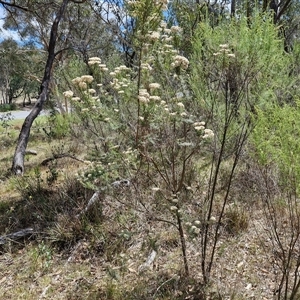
top-left (41, 153), bottom-right (85, 166)
top-left (0, 1), bottom-right (30, 12)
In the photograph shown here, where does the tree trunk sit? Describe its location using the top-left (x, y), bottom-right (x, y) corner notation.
top-left (12, 0), bottom-right (70, 175)
top-left (230, 0), bottom-right (236, 18)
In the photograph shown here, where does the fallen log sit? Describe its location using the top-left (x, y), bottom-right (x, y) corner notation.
top-left (0, 228), bottom-right (34, 245)
top-left (41, 153), bottom-right (85, 166)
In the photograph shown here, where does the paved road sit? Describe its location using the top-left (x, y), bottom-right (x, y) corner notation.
top-left (0, 109), bottom-right (49, 120)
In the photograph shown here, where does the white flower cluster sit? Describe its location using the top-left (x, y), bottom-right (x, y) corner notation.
top-left (109, 65), bottom-right (131, 91)
top-left (137, 87), bottom-right (162, 103)
top-left (160, 21), bottom-right (167, 28)
top-left (149, 83), bottom-right (160, 90)
top-left (63, 90), bottom-right (73, 98)
top-left (76, 163), bottom-right (105, 186)
top-left (72, 75), bottom-right (93, 84)
top-left (160, 100), bottom-right (167, 108)
top-left (193, 121), bottom-right (214, 139)
top-left (193, 121), bottom-right (205, 131)
top-left (220, 44), bottom-right (229, 49)
top-left (203, 128), bottom-right (214, 139)
top-left (115, 65), bottom-right (130, 72)
top-left (110, 65), bottom-right (130, 77)
top-left (177, 102), bottom-right (184, 109)
top-left (145, 25), bottom-right (182, 45)
top-left (171, 55), bottom-right (189, 70)
top-left (213, 44), bottom-right (235, 58)
top-left (149, 95), bottom-right (161, 101)
top-left (128, 0), bottom-right (168, 10)
top-left (170, 26), bottom-right (182, 33)
top-left (155, 0), bottom-right (168, 10)
top-left (98, 64), bottom-right (108, 71)
top-left (72, 75), bottom-right (94, 89)
top-left (161, 35), bottom-right (173, 43)
top-left (88, 57), bottom-right (109, 71)
top-left (185, 220), bottom-right (201, 235)
top-left (138, 89), bottom-right (150, 103)
top-left (151, 186), bottom-right (160, 192)
top-left (191, 221), bottom-right (201, 234)
top-left (141, 63), bottom-right (153, 71)
top-left (110, 78), bottom-right (119, 89)
top-left (110, 77), bottom-right (131, 92)
top-left (147, 31), bottom-right (160, 41)
top-left (88, 57), bottom-right (101, 65)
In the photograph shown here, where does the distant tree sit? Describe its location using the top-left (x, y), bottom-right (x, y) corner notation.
top-left (0, 39), bottom-right (41, 106)
top-left (12, 0), bottom-right (72, 175)
top-left (0, 39), bottom-right (25, 105)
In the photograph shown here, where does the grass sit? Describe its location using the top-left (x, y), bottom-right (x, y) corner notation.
top-left (0, 114), bottom-right (291, 300)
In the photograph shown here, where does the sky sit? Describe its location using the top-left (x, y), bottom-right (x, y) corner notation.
top-left (0, 6), bottom-right (23, 43)
top-left (0, 19), bottom-right (23, 42)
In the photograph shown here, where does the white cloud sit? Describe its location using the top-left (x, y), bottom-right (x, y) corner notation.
top-left (0, 6), bottom-right (23, 43)
top-left (0, 19), bottom-right (23, 42)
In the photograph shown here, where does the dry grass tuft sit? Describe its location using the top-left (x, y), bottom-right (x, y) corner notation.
top-left (0, 127), bottom-right (294, 299)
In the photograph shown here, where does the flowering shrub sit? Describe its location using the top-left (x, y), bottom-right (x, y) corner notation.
top-left (61, 0), bottom-right (217, 277)
top-left (51, 1), bottom-right (291, 291)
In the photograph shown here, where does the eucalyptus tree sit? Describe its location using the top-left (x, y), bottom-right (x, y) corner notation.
top-left (0, 39), bottom-right (25, 105)
top-left (0, 0), bottom-right (85, 175)
top-left (90, 0), bottom-right (137, 67)
top-left (0, 38), bottom-right (41, 105)
top-left (66, 3), bottom-right (117, 64)
top-left (0, 0), bottom-right (118, 174)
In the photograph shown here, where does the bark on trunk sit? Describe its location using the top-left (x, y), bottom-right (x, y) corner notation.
top-left (12, 0), bottom-right (70, 175)
top-left (230, 0), bottom-right (236, 18)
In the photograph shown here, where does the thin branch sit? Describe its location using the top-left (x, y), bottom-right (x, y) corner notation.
top-left (71, 0), bottom-right (87, 3)
top-left (41, 153), bottom-right (86, 166)
top-left (0, 1), bottom-right (30, 12)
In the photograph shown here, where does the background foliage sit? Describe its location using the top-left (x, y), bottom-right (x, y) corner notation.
top-left (2, 0), bottom-right (300, 299)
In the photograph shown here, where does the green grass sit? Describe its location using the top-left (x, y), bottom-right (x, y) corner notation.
top-left (0, 118), bottom-right (282, 299)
